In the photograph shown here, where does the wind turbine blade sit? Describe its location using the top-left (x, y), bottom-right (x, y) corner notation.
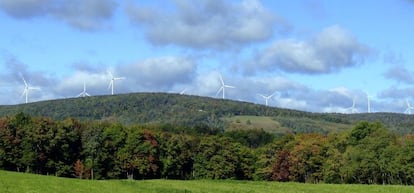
top-left (219, 74), bottom-right (224, 86)
top-left (107, 71), bottom-right (113, 78)
top-left (270, 91), bottom-right (278, 98)
top-left (352, 97), bottom-right (356, 107)
top-left (21, 76), bottom-right (28, 87)
top-left (180, 88), bottom-right (187, 95)
top-left (114, 77), bottom-right (125, 80)
top-left (76, 92), bottom-right (83, 97)
top-left (21, 89), bottom-right (27, 98)
top-left (225, 85), bottom-right (235, 88)
top-left (85, 92), bottom-right (90, 97)
top-left (216, 87), bottom-right (223, 97)
top-left (108, 80), bottom-right (113, 89)
top-left (258, 94), bottom-right (266, 98)
top-left (29, 87), bottom-right (40, 90)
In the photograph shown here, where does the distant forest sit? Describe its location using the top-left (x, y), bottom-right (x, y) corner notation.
top-left (0, 93), bottom-right (414, 134)
top-left (2, 112), bottom-right (414, 185)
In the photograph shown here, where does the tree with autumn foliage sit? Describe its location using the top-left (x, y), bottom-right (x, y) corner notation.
top-left (117, 127), bottom-right (160, 179)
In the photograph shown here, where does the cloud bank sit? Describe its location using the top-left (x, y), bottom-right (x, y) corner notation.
top-left (126, 0), bottom-right (289, 49)
top-left (0, 0), bottom-right (117, 31)
top-left (246, 25), bottom-right (371, 74)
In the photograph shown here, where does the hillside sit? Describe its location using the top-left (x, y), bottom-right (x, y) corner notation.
top-left (0, 92), bottom-right (413, 134)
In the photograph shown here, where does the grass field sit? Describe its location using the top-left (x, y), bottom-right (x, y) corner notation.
top-left (225, 115), bottom-right (352, 134)
top-left (226, 115), bottom-right (288, 134)
top-left (1, 170), bottom-right (414, 193)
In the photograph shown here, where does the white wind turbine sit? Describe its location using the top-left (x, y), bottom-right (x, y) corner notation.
top-left (366, 92), bottom-right (371, 113)
top-left (108, 71), bottom-right (125, 95)
top-left (21, 75), bottom-right (40, 104)
top-left (258, 91), bottom-right (277, 106)
top-left (346, 97), bottom-right (358, 114)
top-left (216, 73), bottom-right (235, 99)
top-left (77, 81), bottom-right (90, 97)
top-left (404, 99), bottom-right (414, 115)
top-left (180, 88), bottom-right (187, 95)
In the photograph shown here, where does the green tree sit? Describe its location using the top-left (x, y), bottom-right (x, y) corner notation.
top-left (118, 128), bottom-right (160, 179)
top-left (82, 122), bottom-right (104, 180)
top-left (286, 133), bottom-right (328, 183)
top-left (100, 122), bottom-right (126, 179)
top-left (159, 133), bottom-right (195, 179)
top-left (341, 122), bottom-right (396, 184)
top-left (193, 136), bottom-right (238, 179)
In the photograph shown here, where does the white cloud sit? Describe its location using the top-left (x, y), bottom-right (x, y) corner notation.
top-left (384, 65), bottom-right (414, 84)
top-left (126, 0), bottom-right (289, 49)
top-left (0, 0), bottom-right (117, 31)
top-left (118, 56), bottom-right (197, 90)
top-left (247, 25), bottom-right (371, 74)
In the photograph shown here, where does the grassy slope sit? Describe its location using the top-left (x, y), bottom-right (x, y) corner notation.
top-left (226, 115), bottom-right (288, 134)
top-left (1, 170), bottom-right (413, 193)
top-left (225, 115), bottom-right (352, 134)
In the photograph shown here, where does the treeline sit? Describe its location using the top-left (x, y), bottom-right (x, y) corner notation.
top-left (1, 113), bottom-right (414, 184)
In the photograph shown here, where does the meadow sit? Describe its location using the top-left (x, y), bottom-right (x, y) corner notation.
top-left (1, 170), bottom-right (413, 193)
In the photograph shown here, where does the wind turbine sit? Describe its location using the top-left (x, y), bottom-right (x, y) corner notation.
top-left (77, 81), bottom-right (90, 97)
top-left (405, 99), bottom-right (414, 115)
top-left (366, 92), bottom-right (371, 113)
top-left (108, 71), bottom-right (125, 95)
top-left (258, 91), bottom-right (277, 106)
top-left (180, 88), bottom-right (187, 95)
top-left (216, 73), bottom-right (235, 99)
top-left (346, 97), bottom-right (358, 114)
top-left (20, 75), bottom-right (40, 104)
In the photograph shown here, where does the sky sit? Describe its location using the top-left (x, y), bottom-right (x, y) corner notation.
top-left (0, 0), bottom-right (414, 114)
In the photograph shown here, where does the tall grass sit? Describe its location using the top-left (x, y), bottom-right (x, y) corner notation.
top-left (1, 170), bottom-right (413, 193)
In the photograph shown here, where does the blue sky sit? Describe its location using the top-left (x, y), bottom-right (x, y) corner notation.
top-left (0, 0), bottom-right (414, 113)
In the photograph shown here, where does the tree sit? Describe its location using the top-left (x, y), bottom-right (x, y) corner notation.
top-left (74, 159), bottom-right (85, 179)
top-left (254, 134), bottom-right (294, 181)
top-left (193, 136), bottom-right (237, 179)
top-left (341, 122), bottom-right (396, 184)
top-left (283, 133), bottom-right (328, 183)
top-left (322, 132), bottom-right (348, 183)
top-left (100, 122), bottom-right (126, 179)
top-left (118, 128), bottom-right (160, 179)
top-left (271, 150), bottom-right (291, 181)
top-left (159, 133), bottom-right (195, 179)
top-left (82, 122), bottom-right (104, 180)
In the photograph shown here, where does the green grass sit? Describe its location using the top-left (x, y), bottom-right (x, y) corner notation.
top-left (1, 170), bottom-right (414, 193)
top-left (226, 115), bottom-right (288, 134)
top-left (225, 115), bottom-right (351, 134)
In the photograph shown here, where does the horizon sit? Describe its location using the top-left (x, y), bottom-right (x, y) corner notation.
top-left (1, 0), bottom-right (414, 113)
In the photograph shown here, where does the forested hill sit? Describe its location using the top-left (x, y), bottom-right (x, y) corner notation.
top-left (0, 92), bottom-right (413, 134)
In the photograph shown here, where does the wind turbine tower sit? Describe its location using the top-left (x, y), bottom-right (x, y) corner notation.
top-left (21, 76), bottom-right (39, 104)
top-left (77, 81), bottom-right (90, 97)
top-left (216, 73), bottom-right (235, 99)
top-left (258, 91), bottom-right (277, 106)
top-left (108, 71), bottom-right (125, 95)
top-left (405, 99), bottom-right (414, 115)
top-left (366, 92), bottom-right (371, 113)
